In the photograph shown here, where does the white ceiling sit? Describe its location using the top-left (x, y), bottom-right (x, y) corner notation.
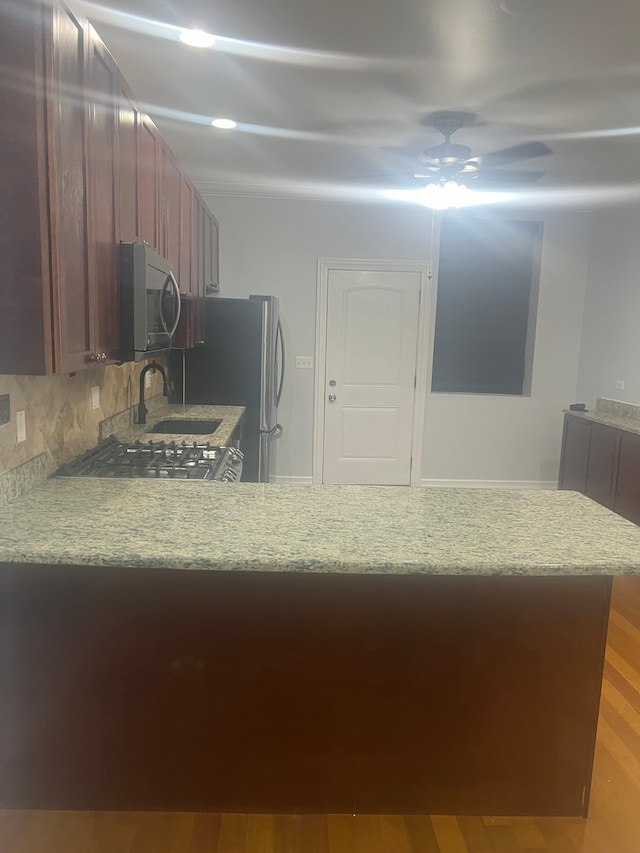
top-left (76, 0), bottom-right (640, 208)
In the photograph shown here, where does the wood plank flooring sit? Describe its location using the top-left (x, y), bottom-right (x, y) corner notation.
top-left (1, 576), bottom-right (639, 853)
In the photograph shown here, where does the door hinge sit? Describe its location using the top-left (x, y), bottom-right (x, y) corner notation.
top-left (427, 268), bottom-right (433, 281)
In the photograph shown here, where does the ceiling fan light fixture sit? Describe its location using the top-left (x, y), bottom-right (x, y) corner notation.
top-left (179, 28), bottom-right (216, 48)
top-left (211, 118), bottom-right (237, 130)
top-left (420, 180), bottom-right (470, 210)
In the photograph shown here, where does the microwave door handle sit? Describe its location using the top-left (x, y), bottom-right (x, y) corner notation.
top-left (159, 272), bottom-right (182, 337)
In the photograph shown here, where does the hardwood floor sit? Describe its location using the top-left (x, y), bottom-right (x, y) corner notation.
top-left (1, 576), bottom-right (639, 853)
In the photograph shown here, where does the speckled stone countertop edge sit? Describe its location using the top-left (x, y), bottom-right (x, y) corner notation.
top-left (2, 480), bottom-right (640, 576)
top-left (563, 408), bottom-right (640, 436)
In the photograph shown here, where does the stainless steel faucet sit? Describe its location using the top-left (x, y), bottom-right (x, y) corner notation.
top-left (138, 361), bottom-right (169, 424)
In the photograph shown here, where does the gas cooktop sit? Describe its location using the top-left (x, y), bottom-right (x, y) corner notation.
top-left (55, 436), bottom-right (243, 482)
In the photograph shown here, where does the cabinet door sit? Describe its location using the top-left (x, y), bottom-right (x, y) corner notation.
top-left (180, 174), bottom-right (194, 295)
top-left (0, 0), bottom-right (52, 374)
top-left (161, 143), bottom-right (181, 275)
top-left (49, 1), bottom-right (92, 373)
top-left (117, 73), bottom-right (139, 244)
top-left (558, 415), bottom-right (591, 492)
top-left (613, 432), bottom-right (640, 525)
top-left (138, 113), bottom-right (160, 251)
top-left (86, 26), bottom-right (119, 362)
top-left (584, 423), bottom-right (618, 509)
top-left (203, 206), bottom-right (219, 294)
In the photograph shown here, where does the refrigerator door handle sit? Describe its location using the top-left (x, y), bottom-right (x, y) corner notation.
top-left (259, 302), bottom-right (270, 432)
top-left (275, 319), bottom-right (285, 406)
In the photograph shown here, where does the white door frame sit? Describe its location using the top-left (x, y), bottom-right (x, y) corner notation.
top-left (313, 258), bottom-right (432, 486)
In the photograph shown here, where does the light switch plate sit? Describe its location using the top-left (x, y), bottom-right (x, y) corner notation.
top-left (615, 379), bottom-right (624, 391)
top-left (91, 386), bottom-right (100, 410)
top-left (295, 356), bottom-right (313, 369)
top-left (16, 410), bottom-right (26, 443)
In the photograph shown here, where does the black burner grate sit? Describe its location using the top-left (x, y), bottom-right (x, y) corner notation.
top-left (56, 436), bottom-right (231, 480)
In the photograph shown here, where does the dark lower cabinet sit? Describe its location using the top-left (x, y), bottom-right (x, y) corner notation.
top-left (585, 422), bottom-right (618, 510)
top-left (558, 416), bottom-right (592, 493)
top-left (559, 413), bottom-right (640, 525)
top-left (613, 432), bottom-right (640, 525)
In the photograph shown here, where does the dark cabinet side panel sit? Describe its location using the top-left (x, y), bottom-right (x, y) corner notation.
top-left (558, 415), bottom-right (591, 492)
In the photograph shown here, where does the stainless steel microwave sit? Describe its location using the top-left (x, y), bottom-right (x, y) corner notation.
top-left (120, 242), bottom-right (181, 362)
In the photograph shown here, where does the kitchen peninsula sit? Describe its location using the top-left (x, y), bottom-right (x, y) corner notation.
top-left (1, 484), bottom-right (639, 817)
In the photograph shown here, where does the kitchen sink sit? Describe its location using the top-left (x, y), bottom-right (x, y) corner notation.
top-left (148, 418), bottom-right (221, 435)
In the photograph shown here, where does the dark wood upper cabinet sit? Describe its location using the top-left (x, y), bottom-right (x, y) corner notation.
top-left (180, 175), bottom-right (195, 296)
top-left (86, 26), bottom-right (119, 364)
top-left (138, 114), bottom-right (161, 253)
top-left (160, 144), bottom-right (182, 278)
top-left (203, 204), bottom-right (220, 294)
top-left (117, 74), bottom-right (139, 244)
top-left (0, 0), bottom-right (54, 374)
top-left (49, 0), bottom-right (92, 373)
top-left (0, 0), bottom-right (218, 373)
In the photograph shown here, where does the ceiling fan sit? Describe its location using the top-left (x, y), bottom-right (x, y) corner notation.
top-left (414, 111), bottom-right (552, 189)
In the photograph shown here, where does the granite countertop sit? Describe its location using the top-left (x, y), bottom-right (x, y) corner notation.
top-left (563, 397), bottom-right (640, 437)
top-left (1, 480), bottom-right (640, 576)
top-left (105, 402), bottom-right (245, 446)
top-left (564, 407), bottom-right (640, 437)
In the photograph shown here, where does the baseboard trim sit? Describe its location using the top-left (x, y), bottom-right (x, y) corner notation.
top-left (270, 475), bottom-right (314, 484)
top-left (420, 479), bottom-right (558, 490)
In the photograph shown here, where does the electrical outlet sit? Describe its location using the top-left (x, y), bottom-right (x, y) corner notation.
top-left (91, 386), bottom-right (100, 410)
top-left (615, 380), bottom-right (624, 391)
top-left (145, 370), bottom-right (153, 390)
top-left (16, 410), bottom-right (26, 443)
top-left (295, 356), bottom-right (313, 370)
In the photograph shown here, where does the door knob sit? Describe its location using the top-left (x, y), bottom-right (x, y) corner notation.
top-left (328, 394), bottom-right (336, 403)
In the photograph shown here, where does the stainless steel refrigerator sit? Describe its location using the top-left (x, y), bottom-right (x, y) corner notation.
top-left (171, 295), bottom-right (284, 482)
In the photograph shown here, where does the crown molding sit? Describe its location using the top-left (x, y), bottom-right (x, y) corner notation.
top-left (192, 178), bottom-right (640, 212)
top-left (193, 180), bottom-right (379, 203)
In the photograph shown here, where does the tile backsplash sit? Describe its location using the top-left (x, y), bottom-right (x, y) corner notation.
top-left (0, 360), bottom-right (166, 477)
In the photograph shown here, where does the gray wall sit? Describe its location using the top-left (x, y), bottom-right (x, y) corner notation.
top-left (577, 198), bottom-right (640, 406)
top-left (202, 193), bottom-right (592, 484)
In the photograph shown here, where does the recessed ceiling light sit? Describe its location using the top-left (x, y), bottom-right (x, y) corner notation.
top-left (179, 29), bottom-right (216, 48)
top-left (211, 118), bottom-right (237, 130)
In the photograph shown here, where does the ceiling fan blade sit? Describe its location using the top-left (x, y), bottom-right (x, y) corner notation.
top-left (471, 168), bottom-right (545, 186)
top-left (472, 141), bottom-right (552, 169)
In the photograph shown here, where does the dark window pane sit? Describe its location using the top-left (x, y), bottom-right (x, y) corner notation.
top-left (431, 215), bottom-right (542, 395)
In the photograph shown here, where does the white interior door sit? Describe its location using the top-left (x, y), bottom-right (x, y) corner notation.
top-left (322, 268), bottom-right (421, 485)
